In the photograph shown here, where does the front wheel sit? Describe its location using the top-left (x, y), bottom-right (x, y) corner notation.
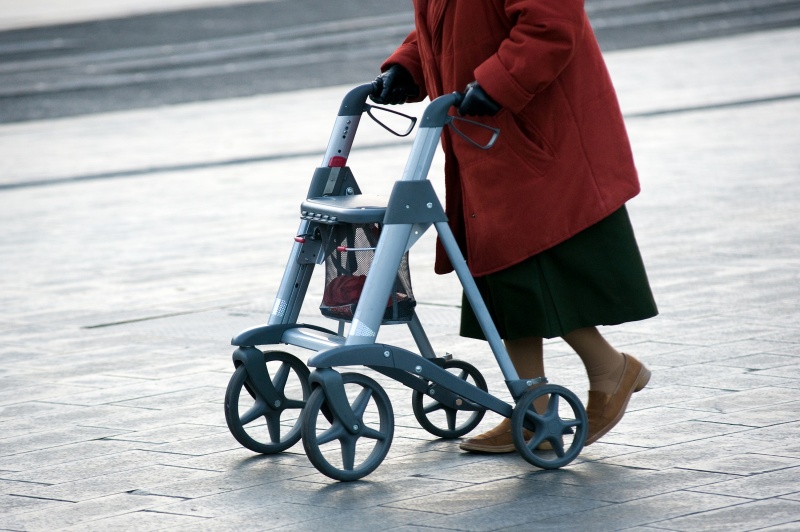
top-left (224, 350), bottom-right (310, 454)
top-left (510, 384), bottom-right (587, 469)
top-left (301, 372), bottom-right (394, 481)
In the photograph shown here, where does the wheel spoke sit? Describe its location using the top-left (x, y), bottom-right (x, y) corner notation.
top-left (546, 393), bottom-right (561, 416)
top-left (423, 401), bottom-right (444, 414)
top-left (351, 387), bottom-right (373, 417)
top-left (526, 432), bottom-right (547, 452)
top-left (524, 409), bottom-right (544, 431)
top-left (266, 411), bottom-right (282, 443)
top-left (239, 400), bottom-right (268, 426)
top-left (316, 423), bottom-right (346, 446)
top-left (444, 407), bottom-right (457, 430)
top-left (341, 437), bottom-right (356, 471)
top-left (361, 426), bottom-right (387, 441)
top-left (283, 399), bottom-right (306, 410)
top-left (272, 362), bottom-right (290, 393)
top-left (551, 436), bottom-right (566, 458)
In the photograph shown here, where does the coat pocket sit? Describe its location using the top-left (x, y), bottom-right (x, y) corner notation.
top-left (497, 111), bottom-right (555, 176)
top-left (450, 111), bottom-right (555, 178)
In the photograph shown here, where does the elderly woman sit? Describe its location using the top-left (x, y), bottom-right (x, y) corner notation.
top-left (372, 0), bottom-right (658, 450)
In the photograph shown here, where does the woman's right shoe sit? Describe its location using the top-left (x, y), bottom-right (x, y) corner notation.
top-left (584, 353), bottom-right (650, 446)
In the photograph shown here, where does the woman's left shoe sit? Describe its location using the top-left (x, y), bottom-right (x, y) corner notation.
top-left (584, 353), bottom-right (650, 445)
top-left (459, 418), bottom-right (553, 452)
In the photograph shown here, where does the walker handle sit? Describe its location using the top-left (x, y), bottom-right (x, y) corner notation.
top-left (336, 83), bottom-right (376, 117)
top-left (421, 92), bottom-right (464, 128)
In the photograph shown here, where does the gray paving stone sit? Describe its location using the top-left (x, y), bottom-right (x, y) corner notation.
top-left (601, 436), bottom-right (763, 472)
top-left (388, 485), bottom-right (610, 531)
top-left (1, 449), bottom-right (191, 485)
top-left (0, 492), bottom-right (73, 516)
top-left (59, 509), bottom-right (211, 532)
top-left (687, 466), bottom-right (800, 500)
top-left (0, 492), bottom-right (180, 531)
top-left (0, 426), bottom-right (133, 457)
top-left (622, 384), bottom-right (725, 411)
top-left (675, 453), bottom-right (800, 477)
top-left (653, 498), bottom-right (800, 531)
top-left (265, 506), bottom-right (437, 532)
top-left (156, 504), bottom-right (370, 532)
top-left (523, 466), bottom-right (738, 504)
top-left (504, 491), bottom-right (750, 531)
top-left (0, 382), bottom-right (100, 408)
top-left (654, 364), bottom-right (796, 392)
top-left (7, 464), bottom-right (221, 503)
top-left (697, 401), bottom-right (800, 428)
top-left (135, 465), bottom-right (319, 500)
top-left (602, 420), bottom-right (752, 448)
top-left (0, 440), bottom-right (141, 475)
top-left (676, 386), bottom-right (799, 414)
top-left (730, 421), bottom-right (800, 445)
top-left (756, 364), bottom-right (800, 380)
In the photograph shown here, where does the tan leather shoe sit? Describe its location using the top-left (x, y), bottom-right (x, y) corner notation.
top-left (459, 418), bottom-right (552, 453)
top-left (585, 353), bottom-right (650, 446)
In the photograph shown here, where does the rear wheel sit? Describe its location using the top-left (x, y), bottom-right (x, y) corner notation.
top-left (412, 359), bottom-right (487, 438)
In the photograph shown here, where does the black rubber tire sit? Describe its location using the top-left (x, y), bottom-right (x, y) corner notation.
top-left (224, 350), bottom-right (310, 454)
top-left (411, 359), bottom-right (487, 438)
top-left (301, 372), bottom-right (394, 481)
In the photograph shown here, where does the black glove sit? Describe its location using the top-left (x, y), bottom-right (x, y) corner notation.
top-left (370, 64), bottom-right (418, 105)
top-left (458, 81), bottom-right (501, 116)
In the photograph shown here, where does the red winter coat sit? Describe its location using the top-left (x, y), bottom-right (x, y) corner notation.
top-left (382, 0), bottom-right (640, 277)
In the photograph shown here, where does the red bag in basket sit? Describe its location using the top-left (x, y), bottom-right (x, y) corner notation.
top-left (323, 275), bottom-right (367, 307)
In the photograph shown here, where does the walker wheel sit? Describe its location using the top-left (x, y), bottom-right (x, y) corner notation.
top-left (301, 372), bottom-right (394, 481)
top-left (224, 350), bottom-right (310, 454)
top-left (510, 384), bottom-right (587, 469)
top-left (411, 359), bottom-right (487, 438)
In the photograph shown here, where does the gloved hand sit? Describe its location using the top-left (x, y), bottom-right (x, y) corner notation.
top-left (458, 81), bottom-right (501, 116)
top-left (370, 64), bottom-right (418, 105)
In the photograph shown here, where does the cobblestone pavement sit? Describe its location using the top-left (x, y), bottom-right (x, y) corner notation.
top-left (1, 17), bottom-right (800, 532)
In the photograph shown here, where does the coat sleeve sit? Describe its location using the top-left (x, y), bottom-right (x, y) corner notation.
top-left (381, 30), bottom-right (428, 102)
top-left (474, 0), bottom-right (586, 114)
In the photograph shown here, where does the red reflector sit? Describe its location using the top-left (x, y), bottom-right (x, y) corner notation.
top-left (294, 236), bottom-right (306, 243)
top-left (328, 156), bottom-right (347, 167)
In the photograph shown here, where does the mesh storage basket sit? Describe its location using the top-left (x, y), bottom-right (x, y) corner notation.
top-left (320, 223), bottom-right (415, 322)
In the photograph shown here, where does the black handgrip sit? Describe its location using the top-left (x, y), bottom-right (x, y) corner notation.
top-left (370, 78), bottom-right (382, 98)
top-left (370, 78), bottom-right (420, 101)
top-left (368, 79), bottom-right (461, 109)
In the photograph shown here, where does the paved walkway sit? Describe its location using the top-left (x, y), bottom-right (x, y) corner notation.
top-left (0, 0), bottom-right (278, 30)
top-left (1, 19), bottom-right (800, 532)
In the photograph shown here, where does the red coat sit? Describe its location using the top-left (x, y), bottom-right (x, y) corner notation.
top-left (382, 0), bottom-right (641, 277)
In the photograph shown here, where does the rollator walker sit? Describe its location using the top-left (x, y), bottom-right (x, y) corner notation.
top-left (224, 82), bottom-right (588, 481)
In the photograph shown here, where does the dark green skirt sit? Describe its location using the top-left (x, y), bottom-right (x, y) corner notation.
top-left (460, 206), bottom-right (658, 340)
